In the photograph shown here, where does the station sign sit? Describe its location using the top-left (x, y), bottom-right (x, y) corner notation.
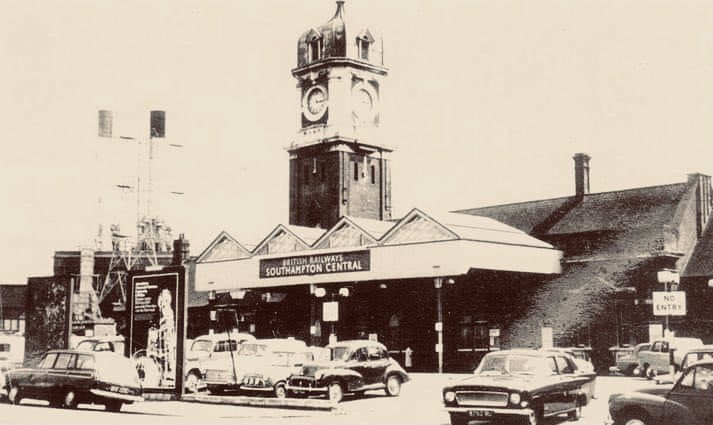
top-left (260, 250), bottom-right (370, 278)
top-left (652, 291), bottom-right (686, 316)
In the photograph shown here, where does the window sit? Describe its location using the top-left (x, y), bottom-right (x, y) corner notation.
top-left (351, 348), bottom-right (368, 362)
top-left (679, 368), bottom-right (695, 388)
top-left (39, 353), bottom-right (58, 369)
top-left (0, 344), bottom-right (9, 352)
top-left (357, 38), bottom-right (369, 61)
top-left (367, 346), bottom-right (384, 361)
top-left (458, 317), bottom-right (490, 350)
top-left (214, 340), bottom-right (238, 352)
top-left (353, 161), bottom-right (359, 181)
top-left (555, 356), bottom-right (574, 374)
top-left (694, 365), bottom-right (713, 391)
top-left (75, 354), bottom-right (95, 370)
top-left (308, 37), bottom-right (323, 62)
top-left (370, 165), bottom-right (376, 184)
top-left (54, 353), bottom-right (75, 369)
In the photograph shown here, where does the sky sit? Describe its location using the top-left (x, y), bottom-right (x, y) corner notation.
top-left (0, 0), bottom-right (711, 283)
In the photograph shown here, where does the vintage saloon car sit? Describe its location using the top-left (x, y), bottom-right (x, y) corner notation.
top-left (204, 338), bottom-right (310, 397)
top-left (3, 349), bottom-right (143, 412)
top-left (184, 332), bottom-right (255, 393)
top-left (442, 349), bottom-right (592, 425)
top-left (606, 360), bottom-right (713, 425)
top-left (286, 340), bottom-right (409, 403)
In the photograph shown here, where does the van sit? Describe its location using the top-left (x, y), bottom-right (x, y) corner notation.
top-left (637, 337), bottom-right (704, 378)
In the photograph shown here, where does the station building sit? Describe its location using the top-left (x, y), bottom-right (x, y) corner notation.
top-left (190, 1), bottom-right (713, 373)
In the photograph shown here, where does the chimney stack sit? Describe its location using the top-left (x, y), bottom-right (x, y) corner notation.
top-left (573, 153), bottom-right (591, 196)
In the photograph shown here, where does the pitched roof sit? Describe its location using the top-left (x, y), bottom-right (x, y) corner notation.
top-left (547, 183), bottom-right (688, 235)
top-left (683, 218), bottom-right (713, 277)
top-left (454, 197), bottom-right (574, 234)
top-left (456, 183), bottom-right (690, 237)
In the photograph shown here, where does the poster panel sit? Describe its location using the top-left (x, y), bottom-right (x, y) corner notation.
top-left (127, 268), bottom-right (185, 392)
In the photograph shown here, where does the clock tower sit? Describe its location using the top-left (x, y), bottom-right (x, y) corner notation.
top-left (289, 1), bottom-right (392, 229)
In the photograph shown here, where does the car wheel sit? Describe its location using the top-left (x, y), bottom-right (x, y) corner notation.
top-left (105, 400), bottom-right (123, 412)
top-left (62, 389), bottom-right (78, 409)
top-left (327, 382), bottom-right (343, 403)
top-left (185, 372), bottom-right (202, 394)
top-left (646, 368), bottom-right (657, 380)
top-left (274, 383), bottom-right (287, 399)
top-left (385, 375), bottom-right (402, 397)
top-left (7, 385), bottom-right (22, 405)
top-left (622, 411), bottom-right (650, 425)
top-left (449, 412), bottom-right (470, 425)
top-left (625, 365), bottom-right (637, 376)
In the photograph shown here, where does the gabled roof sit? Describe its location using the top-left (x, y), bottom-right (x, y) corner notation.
top-left (196, 231), bottom-right (252, 263)
top-left (379, 208), bottom-right (458, 245)
top-left (345, 216), bottom-right (395, 239)
top-left (312, 217), bottom-right (378, 249)
top-left (251, 224), bottom-right (323, 256)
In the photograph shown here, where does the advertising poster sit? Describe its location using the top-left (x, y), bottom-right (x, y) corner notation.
top-left (127, 267), bottom-right (185, 392)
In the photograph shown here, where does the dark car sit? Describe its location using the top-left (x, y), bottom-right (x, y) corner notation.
top-left (3, 349), bottom-right (143, 412)
top-left (285, 340), bottom-right (409, 403)
top-left (606, 360), bottom-right (713, 425)
top-left (442, 349), bottom-right (592, 425)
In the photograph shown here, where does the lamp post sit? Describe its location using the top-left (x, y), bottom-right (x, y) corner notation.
top-left (314, 286), bottom-right (351, 345)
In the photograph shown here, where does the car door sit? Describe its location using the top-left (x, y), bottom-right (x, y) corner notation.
top-left (349, 348), bottom-right (370, 388)
top-left (553, 356), bottom-right (578, 411)
top-left (664, 364), bottom-right (713, 425)
top-left (363, 346), bottom-right (389, 386)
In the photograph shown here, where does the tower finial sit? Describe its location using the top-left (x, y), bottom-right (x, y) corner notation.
top-left (331, 1), bottom-right (346, 21)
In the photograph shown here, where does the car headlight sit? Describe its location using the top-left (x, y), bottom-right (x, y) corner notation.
top-left (444, 391), bottom-right (456, 402)
top-left (509, 393), bottom-right (521, 405)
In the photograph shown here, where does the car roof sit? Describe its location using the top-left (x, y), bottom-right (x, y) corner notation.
top-left (242, 338), bottom-right (308, 350)
top-left (326, 340), bottom-right (387, 350)
top-left (683, 345), bottom-right (713, 353)
top-left (484, 349), bottom-right (552, 357)
top-left (192, 332), bottom-right (256, 342)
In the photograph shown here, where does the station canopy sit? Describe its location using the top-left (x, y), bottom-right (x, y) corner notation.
top-left (194, 208), bottom-right (562, 292)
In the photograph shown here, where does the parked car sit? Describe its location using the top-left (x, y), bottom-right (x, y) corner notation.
top-left (606, 359), bottom-right (713, 425)
top-left (184, 331), bottom-right (255, 393)
top-left (222, 338), bottom-right (313, 398)
top-left (202, 336), bottom-right (292, 395)
top-left (2, 349), bottom-right (143, 412)
top-left (654, 344), bottom-right (713, 385)
top-left (539, 347), bottom-right (597, 403)
top-left (72, 335), bottom-right (125, 354)
top-left (442, 349), bottom-right (593, 425)
top-left (0, 333), bottom-right (24, 398)
top-left (286, 340), bottom-right (409, 403)
top-left (637, 337), bottom-right (703, 379)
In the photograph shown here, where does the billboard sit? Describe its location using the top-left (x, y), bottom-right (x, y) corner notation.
top-left (127, 267), bottom-right (185, 393)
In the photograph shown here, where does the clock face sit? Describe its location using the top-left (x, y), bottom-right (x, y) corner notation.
top-left (352, 83), bottom-right (377, 124)
top-left (302, 86), bottom-right (328, 121)
top-left (354, 88), bottom-right (373, 119)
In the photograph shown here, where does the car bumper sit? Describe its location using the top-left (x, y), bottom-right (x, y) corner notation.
top-left (286, 384), bottom-right (327, 395)
top-left (445, 406), bottom-right (535, 420)
top-left (90, 389), bottom-right (144, 403)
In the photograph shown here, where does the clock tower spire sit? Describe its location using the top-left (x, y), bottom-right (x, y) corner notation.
top-left (289, 1), bottom-right (392, 229)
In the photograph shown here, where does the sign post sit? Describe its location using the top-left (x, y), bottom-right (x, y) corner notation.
top-left (656, 269), bottom-right (681, 337)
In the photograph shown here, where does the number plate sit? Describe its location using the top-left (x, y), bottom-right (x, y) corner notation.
top-left (468, 410), bottom-right (494, 418)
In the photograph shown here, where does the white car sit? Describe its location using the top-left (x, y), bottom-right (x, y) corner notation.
top-left (183, 332), bottom-right (255, 393)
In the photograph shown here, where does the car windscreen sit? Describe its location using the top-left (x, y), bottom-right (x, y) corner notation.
top-left (190, 339), bottom-right (213, 352)
top-left (271, 351), bottom-right (312, 367)
top-left (76, 341), bottom-right (97, 351)
top-left (478, 354), bottom-right (551, 375)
